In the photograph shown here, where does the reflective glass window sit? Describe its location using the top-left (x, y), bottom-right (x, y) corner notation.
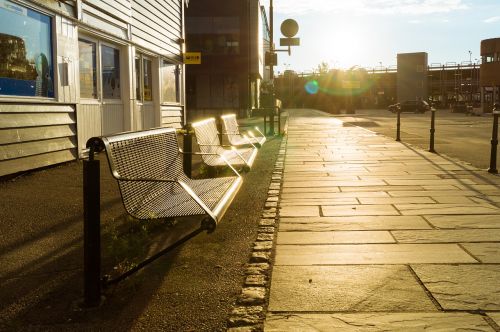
top-left (101, 45), bottom-right (120, 99)
top-left (79, 39), bottom-right (97, 99)
top-left (161, 60), bottom-right (179, 103)
top-left (0, 0), bottom-right (54, 97)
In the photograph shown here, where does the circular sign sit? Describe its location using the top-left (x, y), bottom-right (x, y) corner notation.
top-left (281, 19), bottom-right (299, 38)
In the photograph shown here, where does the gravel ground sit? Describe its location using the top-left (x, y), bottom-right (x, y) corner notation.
top-left (0, 134), bottom-right (281, 331)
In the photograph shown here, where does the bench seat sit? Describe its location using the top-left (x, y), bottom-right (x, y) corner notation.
top-left (100, 127), bottom-right (242, 225)
top-left (221, 114), bottom-right (266, 148)
top-left (192, 118), bottom-right (258, 170)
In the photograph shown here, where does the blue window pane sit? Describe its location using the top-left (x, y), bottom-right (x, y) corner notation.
top-left (0, 0), bottom-right (54, 97)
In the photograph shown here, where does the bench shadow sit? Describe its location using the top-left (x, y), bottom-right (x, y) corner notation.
top-left (0, 161), bottom-right (200, 330)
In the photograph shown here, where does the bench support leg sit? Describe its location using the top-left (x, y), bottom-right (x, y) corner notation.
top-left (83, 159), bottom-right (102, 307)
top-left (183, 124), bottom-right (193, 177)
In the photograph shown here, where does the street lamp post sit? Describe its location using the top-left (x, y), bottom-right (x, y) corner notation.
top-left (267, 0), bottom-right (299, 136)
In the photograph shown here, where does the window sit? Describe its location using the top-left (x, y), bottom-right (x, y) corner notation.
top-left (79, 39), bottom-right (97, 99)
top-left (186, 17), bottom-right (240, 55)
top-left (161, 60), bottom-right (180, 104)
top-left (143, 58), bottom-right (152, 101)
top-left (135, 55), bottom-right (153, 102)
top-left (0, 0), bottom-right (54, 97)
top-left (101, 45), bottom-right (120, 99)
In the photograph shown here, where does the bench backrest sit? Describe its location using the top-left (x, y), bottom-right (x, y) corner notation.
top-left (102, 127), bottom-right (183, 181)
top-left (192, 118), bottom-right (221, 153)
top-left (221, 114), bottom-right (239, 135)
top-left (101, 128), bottom-right (186, 216)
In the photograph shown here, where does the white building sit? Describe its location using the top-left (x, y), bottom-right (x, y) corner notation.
top-left (0, 0), bottom-right (189, 177)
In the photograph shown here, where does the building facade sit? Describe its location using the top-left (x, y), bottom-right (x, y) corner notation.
top-left (480, 37), bottom-right (500, 112)
top-left (185, 0), bottom-right (270, 121)
top-left (0, 0), bottom-right (188, 177)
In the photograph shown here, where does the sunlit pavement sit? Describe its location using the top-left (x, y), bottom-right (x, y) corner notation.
top-left (264, 109), bottom-right (500, 330)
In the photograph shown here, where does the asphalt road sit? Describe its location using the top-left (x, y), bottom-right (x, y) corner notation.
top-left (337, 109), bottom-right (498, 170)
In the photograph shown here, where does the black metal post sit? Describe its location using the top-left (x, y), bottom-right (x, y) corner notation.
top-left (396, 110), bottom-right (401, 142)
top-left (183, 123), bottom-right (193, 177)
top-left (429, 109), bottom-right (436, 153)
top-left (277, 106), bottom-right (281, 135)
top-left (83, 149), bottom-right (101, 307)
top-left (488, 107), bottom-right (499, 174)
top-left (269, 109), bottom-right (275, 136)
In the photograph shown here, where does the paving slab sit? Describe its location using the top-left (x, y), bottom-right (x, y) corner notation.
top-left (412, 264), bottom-right (500, 310)
top-left (396, 203), bottom-right (500, 215)
top-left (279, 216), bottom-right (432, 231)
top-left (358, 197), bottom-right (435, 205)
top-left (322, 204), bottom-right (400, 216)
top-left (280, 198), bottom-right (359, 206)
top-left (425, 215), bottom-right (500, 229)
top-left (392, 229), bottom-right (500, 243)
top-left (265, 313), bottom-right (494, 331)
top-left (276, 231), bottom-right (395, 244)
top-left (388, 190), bottom-right (482, 197)
top-left (267, 265), bottom-right (436, 312)
top-left (461, 243), bottom-right (500, 263)
top-left (281, 191), bottom-right (390, 199)
top-left (279, 206), bottom-right (319, 217)
top-left (274, 244), bottom-right (477, 265)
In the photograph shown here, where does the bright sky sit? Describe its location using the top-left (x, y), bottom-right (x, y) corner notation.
top-left (261, 0), bottom-right (500, 73)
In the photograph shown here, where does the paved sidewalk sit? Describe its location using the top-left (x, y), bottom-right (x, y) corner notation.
top-left (265, 109), bottom-right (500, 330)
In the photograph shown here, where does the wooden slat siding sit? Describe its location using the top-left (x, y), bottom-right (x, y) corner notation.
top-left (81, 3), bottom-right (130, 31)
top-left (0, 137), bottom-right (77, 161)
top-left (0, 125), bottom-right (76, 145)
top-left (0, 113), bottom-right (75, 129)
top-left (31, 0), bottom-right (74, 17)
top-left (161, 104), bottom-right (182, 128)
top-left (0, 150), bottom-right (76, 177)
top-left (81, 8), bottom-right (129, 40)
top-left (131, 9), bottom-right (180, 41)
top-left (83, 0), bottom-right (132, 24)
top-left (0, 104), bottom-right (77, 176)
top-left (0, 105), bottom-right (74, 113)
top-left (131, 0), bottom-right (183, 57)
top-left (76, 104), bottom-right (102, 157)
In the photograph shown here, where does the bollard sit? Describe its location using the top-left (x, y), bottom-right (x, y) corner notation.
top-left (269, 109), bottom-right (275, 136)
top-left (183, 123), bottom-right (193, 177)
top-left (83, 149), bottom-right (102, 307)
top-left (488, 105), bottom-right (500, 174)
top-left (396, 109), bottom-right (401, 142)
top-left (429, 108), bottom-right (437, 153)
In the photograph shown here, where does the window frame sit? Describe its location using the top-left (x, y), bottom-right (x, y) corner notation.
top-left (0, 0), bottom-right (57, 101)
top-left (135, 53), bottom-right (154, 104)
top-left (160, 58), bottom-right (182, 105)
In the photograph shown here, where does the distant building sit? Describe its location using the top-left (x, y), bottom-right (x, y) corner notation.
top-left (480, 37), bottom-right (500, 112)
top-left (185, 0), bottom-right (271, 121)
top-left (397, 52), bottom-right (428, 103)
top-left (0, 0), bottom-right (188, 177)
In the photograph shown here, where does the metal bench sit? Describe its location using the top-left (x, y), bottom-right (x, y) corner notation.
top-left (221, 114), bottom-right (266, 148)
top-left (83, 127), bottom-right (242, 307)
top-left (192, 118), bottom-right (258, 170)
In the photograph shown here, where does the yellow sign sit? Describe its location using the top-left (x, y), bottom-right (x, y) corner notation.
top-left (184, 52), bottom-right (201, 65)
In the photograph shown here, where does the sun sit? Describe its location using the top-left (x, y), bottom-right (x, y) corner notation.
top-left (327, 28), bottom-right (365, 69)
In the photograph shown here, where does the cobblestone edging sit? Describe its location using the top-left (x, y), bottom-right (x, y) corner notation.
top-left (227, 135), bottom-right (288, 332)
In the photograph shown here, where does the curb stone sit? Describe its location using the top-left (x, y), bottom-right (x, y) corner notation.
top-left (227, 134), bottom-right (287, 331)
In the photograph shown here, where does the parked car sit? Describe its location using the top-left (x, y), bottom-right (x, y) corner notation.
top-left (399, 100), bottom-right (431, 113)
top-left (387, 103), bottom-right (400, 113)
